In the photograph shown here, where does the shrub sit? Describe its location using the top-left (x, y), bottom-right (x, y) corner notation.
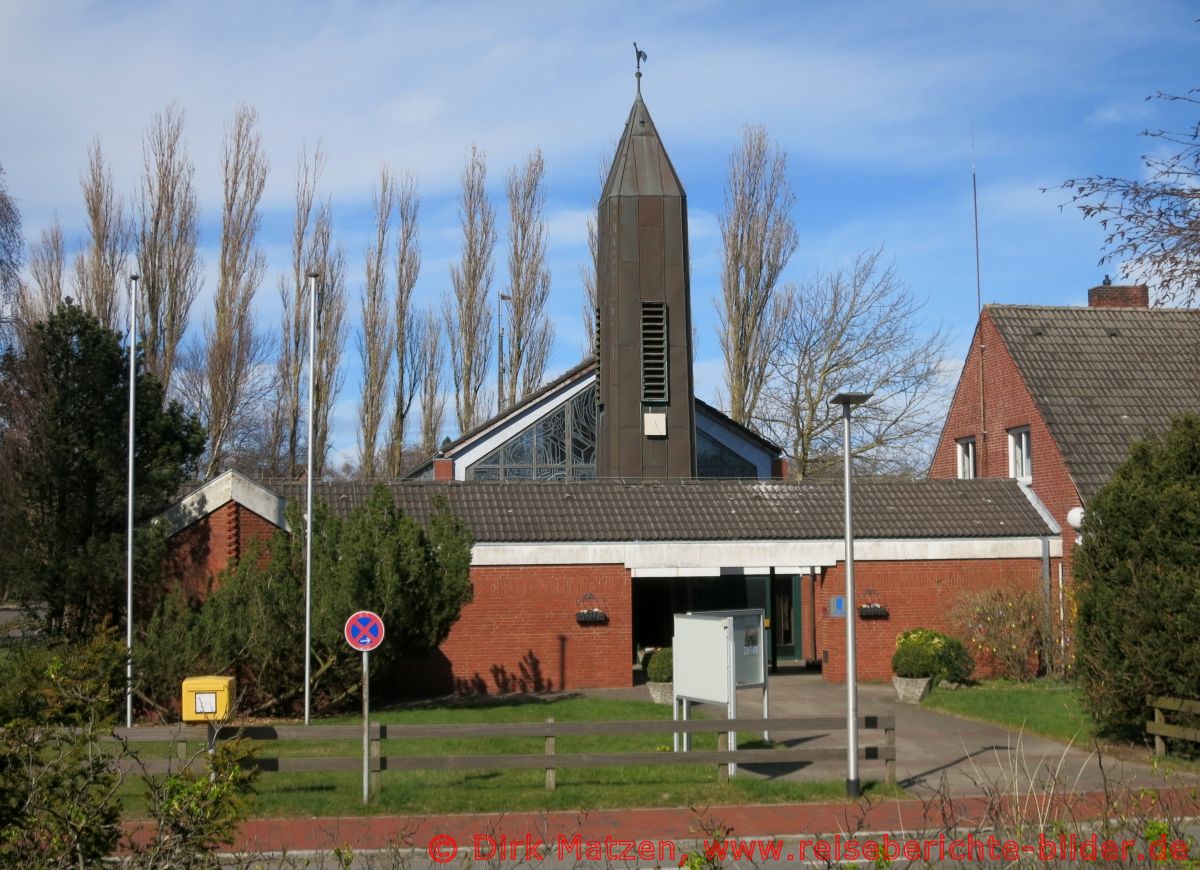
top-left (646, 647), bottom-right (673, 682)
top-left (139, 487), bottom-right (475, 716)
top-left (891, 642), bottom-right (939, 679)
top-left (891, 628), bottom-right (973, 683)
top-left (952, 587), bottom-right (1051, 680)
top-left (1075, 414), bottom-right (1200, 741)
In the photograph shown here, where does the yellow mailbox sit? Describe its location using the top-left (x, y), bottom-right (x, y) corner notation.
top-left (181, 675), bottom-right (235, 723)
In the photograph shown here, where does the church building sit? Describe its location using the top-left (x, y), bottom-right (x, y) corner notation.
top-left (161, 81), bottom-right (1062, 693)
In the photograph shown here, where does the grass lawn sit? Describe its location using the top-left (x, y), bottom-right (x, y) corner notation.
top-left (922, 681), bottom-right (1095, 745)
top-left (123, 695), bottom-right (901, 817)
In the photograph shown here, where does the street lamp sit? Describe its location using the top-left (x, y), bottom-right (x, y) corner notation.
top-left (830, 390), bottom-right (872, 799)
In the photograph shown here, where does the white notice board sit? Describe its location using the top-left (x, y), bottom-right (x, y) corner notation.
top-left (673, 614), bottom-right (733, 704)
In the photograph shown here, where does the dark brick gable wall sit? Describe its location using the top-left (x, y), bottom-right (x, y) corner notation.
top-left (929, 309), bottom-right (1081, 576)
top-left (161, 501), bottom-right (279, 601)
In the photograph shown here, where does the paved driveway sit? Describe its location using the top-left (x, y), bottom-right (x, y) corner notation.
top-left (589, 670), bottom-right (1186, 800)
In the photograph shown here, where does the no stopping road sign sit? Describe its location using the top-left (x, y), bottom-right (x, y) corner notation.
top-left (344, 610), bottom-right (385, 652)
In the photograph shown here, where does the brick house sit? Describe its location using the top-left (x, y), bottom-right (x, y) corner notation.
top-left (929, 283), bottom-right (1200, 581)
top-left (161, 472), bottom-right (1058, 692)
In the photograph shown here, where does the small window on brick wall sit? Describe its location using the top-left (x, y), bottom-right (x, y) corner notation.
top-left (1008, 426), bottom-right (1031, 482)
top-left (641, 302), bottom-right (668, 404)
top-left (956, 437), bottom-right (976, 479)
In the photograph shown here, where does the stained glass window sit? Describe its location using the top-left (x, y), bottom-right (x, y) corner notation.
top-left (466, 382), bottom-right (761, 480)
top-left (696, 429), bottom-right (757, 478)
top-left (467, 385), bottom-right (598, 480)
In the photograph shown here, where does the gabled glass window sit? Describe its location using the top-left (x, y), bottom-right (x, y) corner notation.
top-left (467, 385), bottom-right (597, 480)
top-left (696, 429), bottom-right (756, 478)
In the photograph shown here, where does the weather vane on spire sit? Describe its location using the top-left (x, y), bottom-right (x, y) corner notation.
top-left (633, 42), bottom-right (647, 95)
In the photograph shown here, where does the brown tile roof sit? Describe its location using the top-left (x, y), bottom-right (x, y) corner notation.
top-left (987, 305), bottom-right (1200, 501)
top-left (256, 477), bottom-right (1052, 543)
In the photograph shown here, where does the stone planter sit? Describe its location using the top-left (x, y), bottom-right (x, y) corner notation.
top-left (892, 675), bottom-right (933, 704)
top-left (647, 681), bottom-right (674, 705)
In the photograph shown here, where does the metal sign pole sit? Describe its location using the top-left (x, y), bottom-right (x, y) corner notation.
top-left (362, 649), bottom-right (369, 805)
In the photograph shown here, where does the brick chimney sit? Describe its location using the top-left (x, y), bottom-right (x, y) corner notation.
top-left (432, 457), bottom-right (455, 481)
top-left (1088, 277), bottom-right (1149, 309)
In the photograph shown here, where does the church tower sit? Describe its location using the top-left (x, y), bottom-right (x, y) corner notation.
top-left (596, 81), bottom-right (697, 478)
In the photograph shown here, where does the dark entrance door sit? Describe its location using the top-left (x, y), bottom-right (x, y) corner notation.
top-left (771, 574), bottom-right (799, 660)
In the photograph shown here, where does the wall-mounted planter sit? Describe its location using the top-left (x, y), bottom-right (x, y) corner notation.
top-left (858, 603), bottom-right (889, 620)
top-left (575, 609), bottom-right (609, 625)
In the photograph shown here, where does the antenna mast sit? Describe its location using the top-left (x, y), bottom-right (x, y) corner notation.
top-left (972, 124), bottom-right (982, 316)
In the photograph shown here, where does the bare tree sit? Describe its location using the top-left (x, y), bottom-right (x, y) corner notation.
top-left (444, 145), bottom-right (495, 434)
top-left (755, 248), bottom-right (950, 479)
top-left (1059, 88), bottom-right (1200, 306)
top-left (0, 162), bottom-right (21, 346)
top-left (17, 218), bottom-right (65, 333)
top-left (136, 103), bottom-right (201, 394)
top-left (198, 104), bottom-right (269, 478)
top-left (416, 308), bottom-right (445, 456)
top-left (503, 149), bottom-right (554, 406)
top-left (718, 125), bottom-right (799, 425)
top-left (580, 146), bottom-right (614, 357)
top-left (311, 205), bottom-right (347, 478)
top-left (266, 143), bottom-right (324, 476)
top-left (385, 172), bottom-right (421, 477)
top-left (73, 138), bottom-right (131, 331)
top-left (357, 167), bottom-right (394, 479)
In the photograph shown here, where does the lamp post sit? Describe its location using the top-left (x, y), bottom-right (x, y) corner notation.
top-left (126, 274), bottom-right (139, 729)
top-left (830, 390), bottom-right (872, 799)
top-left (304, 271), bottom-right (318, 726)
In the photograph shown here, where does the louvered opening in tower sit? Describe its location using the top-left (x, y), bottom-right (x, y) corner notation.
top-left (641, 302), bottom-right (669, 404)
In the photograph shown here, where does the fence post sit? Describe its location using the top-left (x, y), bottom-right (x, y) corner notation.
top-left (545, 718), bottom-right (556, 791)
top-left (370, 724), bottom-right (382, 798)
top-left (1154, 705), bottom-right (1166, 758)
top-left (718, 731), bottom-right (729, 783)
top-left (884, 726), bottom-right (896, 787)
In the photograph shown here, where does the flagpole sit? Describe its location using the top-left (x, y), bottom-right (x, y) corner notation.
top-left (304, 271), bottom-right (318, 726)
top-left (126, 274), bottom-right (139, 729)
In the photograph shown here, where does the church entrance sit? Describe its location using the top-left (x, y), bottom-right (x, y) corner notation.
top-left (631, 574), bottom-right (804, 666)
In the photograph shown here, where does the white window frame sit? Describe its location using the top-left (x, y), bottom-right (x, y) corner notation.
top-left (1008, 426), bottom-right (1032, 482)
top-left (956, 437), bottom-right (977, 480)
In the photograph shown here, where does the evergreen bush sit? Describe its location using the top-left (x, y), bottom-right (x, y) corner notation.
top-left (646, 647), bottom-right (673, 682)
top-left (1075, 414), bottom-right (1200, 741)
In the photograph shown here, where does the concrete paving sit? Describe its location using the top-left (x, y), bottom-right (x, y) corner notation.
top-left (585, 668), bottom-right (1188, 801)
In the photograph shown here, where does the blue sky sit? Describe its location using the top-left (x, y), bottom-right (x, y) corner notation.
top-left (2, 0), bottom-right (1197, 466)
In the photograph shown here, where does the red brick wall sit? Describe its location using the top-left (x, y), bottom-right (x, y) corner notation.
top-left (161, 501), bottom-right (281, 600)
top-left (397, 564), bottom-right (633, 696)
top-left (433, 459), bottom-right (454, 481)
top-left (799, 574), bottom-right (817, 662)
top-left (815, 557), bottom-right (1047, 682)
top-left (930, 310), bottom-right (1082, 576)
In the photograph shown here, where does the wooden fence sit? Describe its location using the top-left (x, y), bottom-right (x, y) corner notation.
top-left (114, 714), bottom-right (896, 798)
top-left (1146, 696), bottom-right (1200, 757)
